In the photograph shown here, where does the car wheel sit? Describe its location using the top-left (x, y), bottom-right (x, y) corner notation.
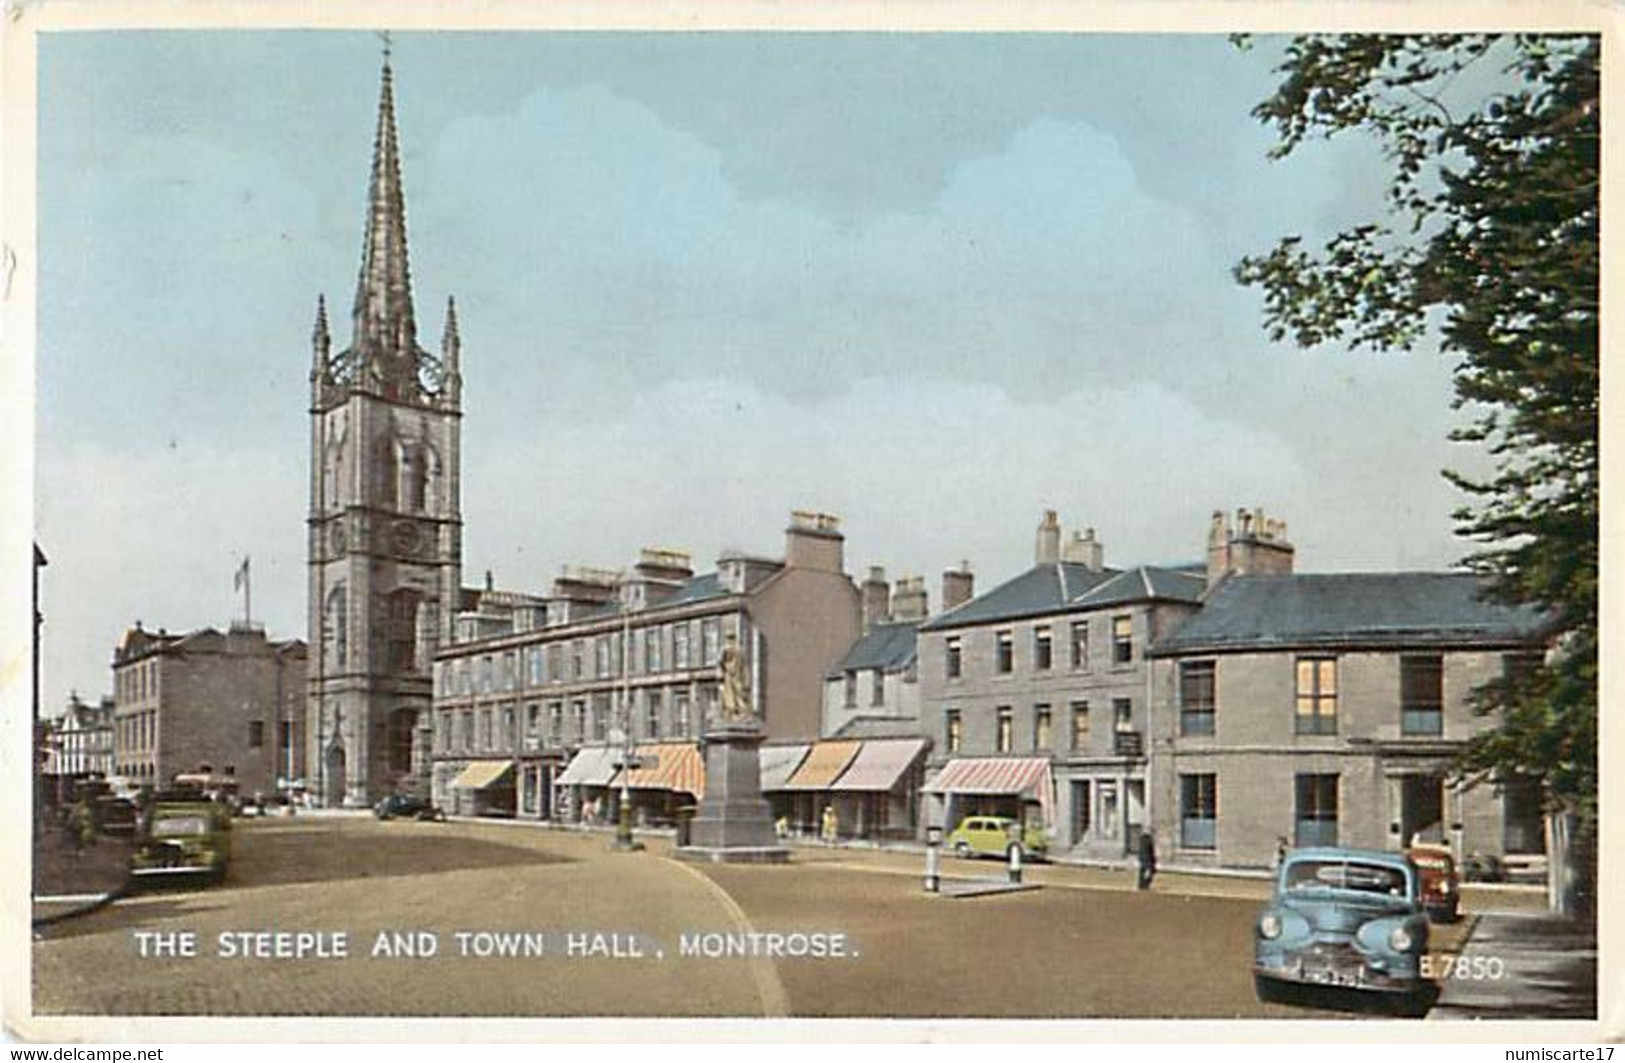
top-left (1254, 975), bottom-right (1287, 1005)
top-left (954, 841), bottom-right (971, 859)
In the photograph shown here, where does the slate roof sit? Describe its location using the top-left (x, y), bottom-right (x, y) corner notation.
top-left (830, 622), bottom-right (918, 676)
top-left (1149, 573), bottom-right (1551, 656)
top-left (571, 572), bottom-right (733, 623)
top-left (920, 562), bottom-right (1204, 632)
top-left (829, 715), bottom-right (933, 741)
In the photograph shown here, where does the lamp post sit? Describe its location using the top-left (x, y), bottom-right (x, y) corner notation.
top-left (924, 825), bottom-right (942, 893)
top-left (1007, 822), bottom-right (1024, 885)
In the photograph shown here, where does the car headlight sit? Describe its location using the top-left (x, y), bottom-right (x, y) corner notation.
top-left (1388, 925), bottom-right (1415, 952)
top-left (1259, 913), bottom-right (1283, 940)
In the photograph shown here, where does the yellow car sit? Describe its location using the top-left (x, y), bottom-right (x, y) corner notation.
top-left (947, 815), bottom-right (1048, 861)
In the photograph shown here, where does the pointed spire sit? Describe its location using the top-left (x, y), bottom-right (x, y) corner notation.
top-left (351, 44), bottom-right (419, 395)
top-left (311, 294), bottom-right (331, 384)
top-left (440, 295), bottom-right (462, 407)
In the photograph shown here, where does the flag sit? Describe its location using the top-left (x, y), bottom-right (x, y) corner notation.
top-left (234, 556), bottom-right (249, 591)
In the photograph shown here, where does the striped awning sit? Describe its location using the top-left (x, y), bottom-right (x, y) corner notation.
top-left (555, 746), bottom-right (619, 787)
top-left (611, 742), bottom-right (706, 800)
top-left (779, 740), bottom-right (861, 791)
top-left (829, 739), bottom-right (926, 793)
top-left (452, 760), bottom-right (515, 790)
top-left (758, 744), bottom-right (811, 791)
top-left (924, 756), bottom-right (1055, 825)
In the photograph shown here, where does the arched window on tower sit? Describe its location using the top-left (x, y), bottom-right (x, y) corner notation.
top-left (325, 439), bottom-right (344, 511)
top-left (400, 443), bottom-right (427, 513)
top-left (386, 589), bottom-right (422, 674)
top-left (377, 436), bottom-right (399, 509)
top-left (326, 585), bottom-right (348, 669)
top-left (422, 445), bottom-right (442, 515)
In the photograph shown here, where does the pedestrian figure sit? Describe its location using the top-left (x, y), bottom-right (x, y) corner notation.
top-left (822, 805), bottom-right (838, 846)
top-left (774, 815), bottom-right (790, 841)
top-left (1136, 829), bottom-right (1157, 890)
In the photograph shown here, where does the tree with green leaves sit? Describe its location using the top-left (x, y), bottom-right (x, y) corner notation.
top-left (1235, 34), bottom-right (1598, 911)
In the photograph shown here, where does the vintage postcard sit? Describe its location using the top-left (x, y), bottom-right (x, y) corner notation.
top-left (3, 0), bottom-right (1615, 1043)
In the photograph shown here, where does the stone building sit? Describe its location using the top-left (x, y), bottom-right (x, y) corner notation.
top-left (306, 54), bottom-right (464, 806)
top-left (429, 512), bottom-right (861, 821)
top-left (916, 510), bottom-right (1207, 859)
top-left (110, 621), bottom-right (307, 796)
top-left (1147, 533), bottom-right (1552, 871)
top-left (47, 693), bottom-right (115, 780)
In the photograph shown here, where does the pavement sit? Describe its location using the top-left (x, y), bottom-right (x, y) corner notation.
top-left (1428, 912), bottom-right (1598, 1020)
top-left (31, 826), bottom-right (134, 925)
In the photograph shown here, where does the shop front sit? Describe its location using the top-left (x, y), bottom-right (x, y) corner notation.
top-left (758, 744), bottom-right (810, 830)
top-left (609, 741), bottom-right (706, 826)
top-left (772, 740), bottom-right (861, 836)
top-left (554, 746), bottom-right (619, 825)
top-left (826, 738), bottom-right (927, 841)
top-left (923, 756), bottom-right (1055, 839)
top-left (449, 760), bottom-right (516, 817)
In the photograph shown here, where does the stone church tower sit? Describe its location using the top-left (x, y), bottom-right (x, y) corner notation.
top-left (307, 55), bottom-right (462, 806)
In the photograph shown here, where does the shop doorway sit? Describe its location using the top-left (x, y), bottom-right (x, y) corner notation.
top-left (1400, 774), bottom-right (1445, 845)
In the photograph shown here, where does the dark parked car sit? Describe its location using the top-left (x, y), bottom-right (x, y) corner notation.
top-left (374, 794), bottom-right (446, 821)
top-left (1408, 843), bottom-right (1462, 923)
top-left (96, 796), bottom-right (139, 836)
top-left (1254, 847), bottom-right (1432, 1015)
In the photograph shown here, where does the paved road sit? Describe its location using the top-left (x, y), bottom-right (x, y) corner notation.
top-left (31, 816), bottom-right (1477, 1020)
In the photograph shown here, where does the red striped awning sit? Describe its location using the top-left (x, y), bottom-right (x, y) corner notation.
top-left (923, 757), bottom-right (1055, 824)
top-left (829, 739), bottom-right (926, 792)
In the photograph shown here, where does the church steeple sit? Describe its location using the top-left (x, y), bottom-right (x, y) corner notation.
top-left (350, 47), bottom-right (422, 400)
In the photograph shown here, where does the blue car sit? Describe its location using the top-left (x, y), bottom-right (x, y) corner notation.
top-left (1254, 847), bottom-right (1433, 1014)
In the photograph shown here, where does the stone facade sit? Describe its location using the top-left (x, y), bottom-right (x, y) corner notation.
top-left (47, 693), bottom-right (114, 778)
top-left (111, 622), bottom-right (307, 796)
top-left (306, 55), bottom-right (463, 807)
top-left (1149, 614), bottom-right (1549, 871)
top-left (430, 513), bottom-right (860, 819)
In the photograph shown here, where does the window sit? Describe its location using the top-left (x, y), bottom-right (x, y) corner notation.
top-left (478, 656), bottom-right (493, 695)
top-left (1071, 701), bottom-right (1090, 750)
top-left (1295, 773), bottom-right (1339, 847)
top-left (501, 706), bottom-right (515, 749)
top-left (1180, 773), bottom-right (1217, 849)
top-left (1034, 627), bottom-right (1053, 671)
top-left (870, 670), bottom-right (884, 707)
top-left (437, 712), bottom-right (452, 753)
top-left (646, 627), bottom-right (664, 673)
top-left (528, 647), bottom-right (544, 686)
top-left (280, 720), bottom-right (294, 754)
top-left (945, 637), bottom-right (963, 680)
top-left (1401, 655), bottom-right (1444, 736)
top-left (675, 691), bottom-right (692, 736)
top-left (386, 590), bottom-right (419, 673)
top-left (572, 640), bottom-right (585, 680)
top-left (996, 631), bottom-right (1014, 674)
top-left (674, 624), bottom-right (691, 669)
top-left (525, 703), bottom-right (540, 738)
top-left (1112, 616), bottom-right (1133, 664)
top-left (646, 691), bottom-right (663, 740)
top-left (945, 710), bottom-right (962, 754)
top-left (1034, 705), bottom-right (1052, 750)
top-left (1070, 621), bottom-right (1090, 669)
top-left (548, 702), bottom-right (563, 745)
top-left (248, 721), bottom-right (265, 749)
top-left (547, 644), bottom-right (563, 684)
top-left (595, 637), bottom-right (611, 678)
top-left (702, 619), bottom-right (721, 665)
top-left (1179, 660), bottom-right (1217, 736)
top-left (459, 711), bottom-right (474, 753)
top-left (1112, 697), bottom-right (1133, 732)
top-left (478, 710), bottom-right (492, 750)
top-left (996, 707), bottom-right (1014, 753)
top-left (1295, 657), bottom-right (1338, 735)
top-left (571, 700), bottom-right (586, 741)
top-left (700, 683), bottom-right (719, 724)
top-left (843, 671), bottom-right (857, 708)
top-left (503, 651), bottom-right (517, 691)
top-left (591, 696), bottom-right (609, 741)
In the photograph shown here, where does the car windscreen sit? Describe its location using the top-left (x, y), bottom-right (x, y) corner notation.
top-left (152, 815), bottom-right (210, 837)
top-left (1284, 859), bottom-right (1408, 897)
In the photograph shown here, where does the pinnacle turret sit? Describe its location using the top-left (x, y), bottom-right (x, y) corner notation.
top-left (311, 294), bottom-right (331, 383)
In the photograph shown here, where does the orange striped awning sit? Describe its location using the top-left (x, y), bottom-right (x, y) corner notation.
top-left (780, 740), bottom-right (861, 791)
top-left (611, 742), bottom-right (706, 800)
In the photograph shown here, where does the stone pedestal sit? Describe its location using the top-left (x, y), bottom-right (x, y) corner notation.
top-left (676, 722), bottom-right (789, 864)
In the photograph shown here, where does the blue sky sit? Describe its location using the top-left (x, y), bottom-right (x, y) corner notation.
top-left (37, 31), bottom-right (1478, 707)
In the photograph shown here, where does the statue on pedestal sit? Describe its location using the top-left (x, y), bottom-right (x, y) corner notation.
top-left (717, 633), bottom-right (753, 724)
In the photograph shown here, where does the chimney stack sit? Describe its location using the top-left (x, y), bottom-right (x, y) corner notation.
top-left (891, 576), bottom-right (929, 622)
top-left (1061, 527), bottom-right (1105, 572)
top-left (785, 510), bottom-right (845, 573)
top-left (1206, 506), bottom-right (1294, 587)
top-left (941, 561), bottom-right (975, 612)
top-left (861, 566), bottom-right (892, 633)
top-left (1035, 509), bottom-right (1061, 565)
